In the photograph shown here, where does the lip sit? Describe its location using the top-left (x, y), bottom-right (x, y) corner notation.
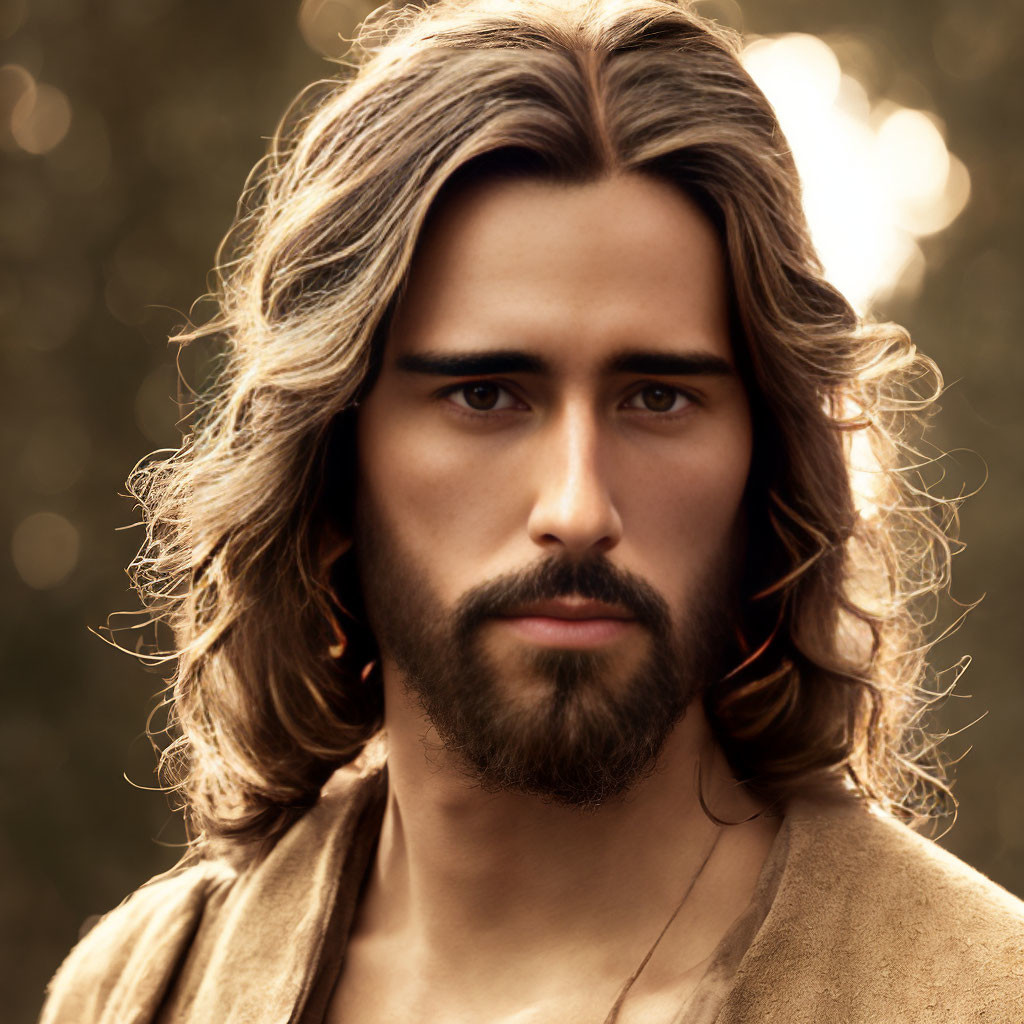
top-left (495, 599), bottom-right (637, 648)
top-left (500, 598), bottom-right (635, 621)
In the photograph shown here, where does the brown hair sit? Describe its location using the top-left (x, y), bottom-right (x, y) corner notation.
top-left (127, 0), bottom-right (959, 849)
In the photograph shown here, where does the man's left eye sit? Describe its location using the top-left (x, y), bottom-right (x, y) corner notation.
top-left (625, 385), bottom-right (692, 413)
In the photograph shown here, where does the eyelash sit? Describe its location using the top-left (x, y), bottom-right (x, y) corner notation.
top-left (436, 381), bottom-right (700, 418)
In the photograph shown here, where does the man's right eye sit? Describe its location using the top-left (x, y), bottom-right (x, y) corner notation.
top-left (442, 382), bottom-right (521, 413)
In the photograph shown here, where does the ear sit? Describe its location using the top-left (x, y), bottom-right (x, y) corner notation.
top-left (318, 521), bottom-right (352, 580)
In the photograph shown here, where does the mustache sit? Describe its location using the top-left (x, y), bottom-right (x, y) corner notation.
top-left (453, 556), bottom-right (673, 637)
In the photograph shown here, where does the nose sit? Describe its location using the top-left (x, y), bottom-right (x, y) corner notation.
top-left (526, 398), bottom-right (623, 557)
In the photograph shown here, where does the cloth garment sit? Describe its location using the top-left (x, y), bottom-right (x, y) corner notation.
top-left (40, 739), bottom-right (1024, 1024)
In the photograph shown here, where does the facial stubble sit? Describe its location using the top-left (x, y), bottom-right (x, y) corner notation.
top-left (354, 509), bottom-right (739, 809)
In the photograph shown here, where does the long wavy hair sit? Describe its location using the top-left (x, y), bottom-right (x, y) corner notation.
top-left (126, 0), bottom-right (961, 850)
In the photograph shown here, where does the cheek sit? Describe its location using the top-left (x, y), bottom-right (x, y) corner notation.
top-left (355, 405), bottom-right (525, 573)
top-left (620, 423), bottom-right (751, 595)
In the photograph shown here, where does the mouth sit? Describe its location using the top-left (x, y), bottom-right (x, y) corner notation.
top-left (495, 598), bottom-right (638, 648)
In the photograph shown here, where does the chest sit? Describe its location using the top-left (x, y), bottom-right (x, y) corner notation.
top-left (321, 939), bottom-right (710, 1024)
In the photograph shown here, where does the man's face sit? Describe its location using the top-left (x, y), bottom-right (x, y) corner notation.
top-left (353, 172), bottom-right (753, 806)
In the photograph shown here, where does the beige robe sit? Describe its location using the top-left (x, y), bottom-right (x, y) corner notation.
top-left (39, 746), bottom-right (1024, 1023)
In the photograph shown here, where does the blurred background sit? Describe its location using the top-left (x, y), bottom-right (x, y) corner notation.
top-left (2, 0), bottom-right (1021, 1019)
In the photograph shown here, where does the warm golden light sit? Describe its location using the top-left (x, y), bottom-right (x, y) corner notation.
top-left (742, 33), bottom-right (970, 312)
top-left (10, 79), bottom-right (71, 155)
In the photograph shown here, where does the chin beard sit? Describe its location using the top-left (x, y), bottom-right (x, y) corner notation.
top-left (409, 643), bottom-right (699, 809)
top-left (355, 519), bottom-right (737, 808)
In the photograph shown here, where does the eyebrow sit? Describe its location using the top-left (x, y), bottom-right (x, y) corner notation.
top-left (607, 351), bottom-right (735, 376)
top-left (395, 348), bottom-right (735, 378)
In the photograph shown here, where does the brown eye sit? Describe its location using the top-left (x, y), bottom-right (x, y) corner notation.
top-left (442, 380), bottom-right (521, 415)
top-left (463, 383), bottom-right (500, 410)
top-left (632, 385), bottom-right (687, 413)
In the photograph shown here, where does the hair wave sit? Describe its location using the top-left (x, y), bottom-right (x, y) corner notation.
top-left (124, 0), bottom-right (962, 849)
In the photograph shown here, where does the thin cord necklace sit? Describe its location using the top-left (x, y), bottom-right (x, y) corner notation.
top-left (599, 824), bottom-right (724, 1024)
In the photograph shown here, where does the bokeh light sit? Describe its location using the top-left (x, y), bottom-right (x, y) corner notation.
top-left (11, 512), bottom-right (80, 590)
top-left (10, 79), bottom-right (71, 155)
top-left (299, 0), bottom-right (358, 58)
top-left (742, 33), bottom-right (971, 312)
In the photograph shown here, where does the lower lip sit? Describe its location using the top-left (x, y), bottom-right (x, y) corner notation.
top-left (499, 616), bottom-right (636, 648)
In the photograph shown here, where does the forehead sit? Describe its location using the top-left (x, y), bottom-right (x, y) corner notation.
top-left (386, 171), bottom-right (735, 370)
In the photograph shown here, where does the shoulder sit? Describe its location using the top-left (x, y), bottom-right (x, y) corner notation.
top-left (40, 740), bottom-right (388, 1024)
top-left (722, 796), bottom-right (1024, 1023)
top-left (39, 857), bottom-right (236, 1024)
top-left (790, 796), bottom-right (1024, 942)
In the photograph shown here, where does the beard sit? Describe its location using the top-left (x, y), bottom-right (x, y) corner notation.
top-left (353, 510), bottom-right (739, 810)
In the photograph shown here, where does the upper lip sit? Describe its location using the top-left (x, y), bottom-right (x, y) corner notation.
top-left (502, 598), bottom-right (635, 620)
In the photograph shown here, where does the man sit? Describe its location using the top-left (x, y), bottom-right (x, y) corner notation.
top-left (41, 0), bottom-right (1023, 1021)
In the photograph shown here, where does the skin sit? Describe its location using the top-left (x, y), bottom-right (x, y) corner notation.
top-left (326, 172), bottom-right (780, 1024)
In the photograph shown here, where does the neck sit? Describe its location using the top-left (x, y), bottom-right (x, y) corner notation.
top-left (356, 658), bottom-right (778, 981)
